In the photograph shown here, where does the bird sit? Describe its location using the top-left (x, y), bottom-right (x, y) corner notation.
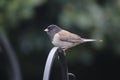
top-left (44, 24), bottom-right (102, 51)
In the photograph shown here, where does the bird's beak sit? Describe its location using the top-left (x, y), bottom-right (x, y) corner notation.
top-left (44, 29), bottom-right (49, 32)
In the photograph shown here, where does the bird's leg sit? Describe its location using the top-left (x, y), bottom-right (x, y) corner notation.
top-left (57, 47), bottom-right (66, 60)
top-left (61, 47), bottom-right (68, 55)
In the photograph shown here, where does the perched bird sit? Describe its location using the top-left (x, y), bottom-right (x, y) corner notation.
top-left (44, 25), bottom-right (102, 51)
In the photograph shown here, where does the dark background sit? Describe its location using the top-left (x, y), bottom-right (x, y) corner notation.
top-left (0, 0), bottom-right (120, 80)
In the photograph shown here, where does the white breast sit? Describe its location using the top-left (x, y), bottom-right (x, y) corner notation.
top-left (52, 34), bottom-right (75, 48)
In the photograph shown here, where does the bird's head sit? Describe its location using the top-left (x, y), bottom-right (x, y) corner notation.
top-left (44, 24), bottom-right (61, 33)
top-left (44, 24), bottom-right (61, 39)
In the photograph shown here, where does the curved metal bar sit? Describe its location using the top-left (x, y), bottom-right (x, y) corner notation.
top-left (43, 47), bottom-right (59, 80)
top-left (0, 30), bottom-right (22, 80)
top-left (68, 73), bottom-right (76, 80)
top-left (57, 49), bottom-right (69, 80)
top-left (43, 47), bottom-right (76, 80)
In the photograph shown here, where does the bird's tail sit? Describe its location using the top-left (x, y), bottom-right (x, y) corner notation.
top-left (81, 38), bottom-right (103, 43)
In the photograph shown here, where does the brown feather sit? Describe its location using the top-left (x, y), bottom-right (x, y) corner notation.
top-left (58, 30), bottom-right (82, 43)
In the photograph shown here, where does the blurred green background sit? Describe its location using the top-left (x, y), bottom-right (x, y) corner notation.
top-left (0, 0), bottom-right (120, 80)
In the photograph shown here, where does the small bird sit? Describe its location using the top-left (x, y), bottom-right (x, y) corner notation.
top-left (44, 25), bottom-right (102, 51)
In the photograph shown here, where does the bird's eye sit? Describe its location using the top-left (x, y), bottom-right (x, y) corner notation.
top-left (48, 27), bottom-right (53, 30)
top-left (47, 25), bottom-right (56, 31)
top-left (49, 28), bottom-right (52, 30)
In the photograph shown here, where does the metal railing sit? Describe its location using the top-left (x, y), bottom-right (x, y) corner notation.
top-left (0, 30), bottom-right (22, 80)
top-left (43, 47), bottom-right (76, 80)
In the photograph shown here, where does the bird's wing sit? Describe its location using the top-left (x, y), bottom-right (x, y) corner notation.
top-left (58, 30), bottom-right (82, 43)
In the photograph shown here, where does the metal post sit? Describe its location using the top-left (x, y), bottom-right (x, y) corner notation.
top-left (0, 30), bottom-right (22, 80)
top-left (43, 47), bottom-right (69, 80)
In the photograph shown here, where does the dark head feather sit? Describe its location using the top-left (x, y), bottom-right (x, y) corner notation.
top-left (45, 25), bottom-right (61, 40)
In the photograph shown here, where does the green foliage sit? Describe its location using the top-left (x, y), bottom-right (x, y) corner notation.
top-left (0, 0), bottom-right (46, 28)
